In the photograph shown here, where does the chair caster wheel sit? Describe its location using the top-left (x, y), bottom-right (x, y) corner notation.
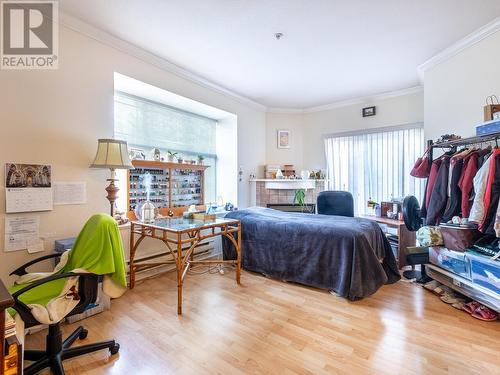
top-left (79, 328), bottom-right (88, 340)
top-left (110, 343), bottom-right (120, 355)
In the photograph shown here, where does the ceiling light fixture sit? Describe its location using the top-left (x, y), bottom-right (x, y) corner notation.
top-left (274, 32), bottom-right (284, 40)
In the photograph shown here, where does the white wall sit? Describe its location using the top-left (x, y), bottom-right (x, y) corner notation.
top-left (0, 25), bottom-right (266, 282)
top-left (424, 30), bottom-right (500, 141)
top-left (302, 92), bottom-right (424, 170)
top-left (265, 112), bottom-right (305, 171)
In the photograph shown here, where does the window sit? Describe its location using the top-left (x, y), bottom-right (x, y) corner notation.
top-left (114, 91), bottom-right (217, 202)
top-left (324, 124), bottom-right (424, 214)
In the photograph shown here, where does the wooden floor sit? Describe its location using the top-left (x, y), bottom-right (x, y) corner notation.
top-left (26, 269), bottom-right (500, 375)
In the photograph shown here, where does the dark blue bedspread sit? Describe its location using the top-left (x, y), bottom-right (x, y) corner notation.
top-left (224, 207), bottom-right (400, 300)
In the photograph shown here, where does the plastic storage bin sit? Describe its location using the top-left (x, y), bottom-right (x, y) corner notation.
top-left (429, 247), bottom-right (471, 280)
top-left (466, 251), bottom-right (500, 295)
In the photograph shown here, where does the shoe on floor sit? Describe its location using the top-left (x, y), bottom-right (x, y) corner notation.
top-left (423, 280), bottom-right (441, 291)
top-left (440, 292), bottom-right (466, 305)
top-left (433, 285), bottom-right (453, 296)
top-left (471, 305), bottom-right (499, 322)
top-left (462, 301), bottom-right (482, 314)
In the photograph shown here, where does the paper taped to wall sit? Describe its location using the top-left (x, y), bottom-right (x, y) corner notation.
top-left (4, 216), bottom-right (40, 252)
top-left (6, 187), bottom-right (53, 213)
top-left (26, 238), bottom-right (45, 254)
top-left (53, 182), bottom-right (87, 205)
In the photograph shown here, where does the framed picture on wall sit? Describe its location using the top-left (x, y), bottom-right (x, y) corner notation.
top-left (277, 129), bottom-right (290, 149)
top-left (362, 106), bottom-right (376, 117)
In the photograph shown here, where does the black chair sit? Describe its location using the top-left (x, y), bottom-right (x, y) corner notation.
top-left (10, 254), bottom-right (120, 375)
top-left (317, 191), bottom-right (354, 217)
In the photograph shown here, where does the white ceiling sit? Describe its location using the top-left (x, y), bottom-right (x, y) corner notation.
top-left (60, 0), bottom-right (500, 109)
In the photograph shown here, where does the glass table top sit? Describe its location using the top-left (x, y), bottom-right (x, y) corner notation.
top-left (132, 217), bottom-right (239, 232)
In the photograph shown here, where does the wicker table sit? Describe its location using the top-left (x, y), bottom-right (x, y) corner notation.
top-left (129, 217), bottom-right (241, 314)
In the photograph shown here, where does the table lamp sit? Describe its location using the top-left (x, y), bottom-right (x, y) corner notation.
top-left (90, 139), bottom-right (134, 216)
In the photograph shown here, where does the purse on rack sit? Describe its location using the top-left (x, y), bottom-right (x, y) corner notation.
top-left (410, 147), bottom-right (431, 178)
top-left (484, 95), bottom-right (500, 121)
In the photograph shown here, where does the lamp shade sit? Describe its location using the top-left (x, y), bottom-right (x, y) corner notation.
top-left (90, 139), bottom-right (134, 169)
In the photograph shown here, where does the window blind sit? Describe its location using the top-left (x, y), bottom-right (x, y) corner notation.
top-left (324, 124), bottom-right (425, 214)
top-left (114, 91), bottom-right (217, 201)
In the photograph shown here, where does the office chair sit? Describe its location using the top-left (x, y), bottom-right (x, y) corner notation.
top-left (8, 213), bottom-right (125, 375)
top-left (317, 191), bottom-right (354, 217)
top-left (9, 257), bottom-right (119, 375)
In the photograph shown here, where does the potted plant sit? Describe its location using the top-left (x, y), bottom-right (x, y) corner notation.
top-left (197, 155), bottom-right (205, 165)
top-left (294, 188), bottom-right (306, 212)
top-left (176, 155), bottom-right (183, 164)
top-left (167, 151), bottom-right (178, 162)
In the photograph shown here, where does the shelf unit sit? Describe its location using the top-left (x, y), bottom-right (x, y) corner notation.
top-left (359, 215), bottom-right (416, 269)
top-left (127, 160), bottom-right (209, 215)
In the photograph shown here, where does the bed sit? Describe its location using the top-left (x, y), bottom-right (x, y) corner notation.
top-left (223, 207), bottom-right (400, 300)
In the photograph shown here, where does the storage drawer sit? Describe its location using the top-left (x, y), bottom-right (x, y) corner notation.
top-left (467, 251), bottom-right (500, 295)
top-left (429, 247), bottom-right (470, 279)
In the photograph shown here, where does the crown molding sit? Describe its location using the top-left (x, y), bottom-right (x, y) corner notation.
top-left (304, 86), bottom-right (423, 113)
top-left (267, 86), bottom-right (423, 114)
top-left (58, 12), bottom-right (267, 112)
top-left (417, 16), bottom-right (500, 81)
top-left (266, 107), bottom-right (306, 115)
top-left (57, 12), bottom-right (424, 115)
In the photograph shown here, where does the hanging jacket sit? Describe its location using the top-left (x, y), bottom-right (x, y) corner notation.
top-left (469, 155), bottom-right (492, 223)
top-left (495, 201), bottom-right (500, 237)
top-left (426, 155), bottom-right (451, 225)
top-left (481, 151), bottom-right (500, 233)
top-left (442, 151), bottom-right (469, 222)
top-left (458, 151), bottom-right (479, 218)
top-left (425, 158), bottom-right (443, 210)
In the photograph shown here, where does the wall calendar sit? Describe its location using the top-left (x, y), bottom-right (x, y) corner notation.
top-left (5, 163), bottom-right (53, 213)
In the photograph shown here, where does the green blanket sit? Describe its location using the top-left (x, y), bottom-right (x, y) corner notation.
top-left (9, 214), bottom-right (126, 310)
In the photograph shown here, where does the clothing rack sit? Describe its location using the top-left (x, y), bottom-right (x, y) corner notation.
top-left (422, 132), bottom-right (500, 313)
top-left (427, 131), bottom-right (500, 161)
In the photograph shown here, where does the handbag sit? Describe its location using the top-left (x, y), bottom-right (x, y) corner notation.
top-left (484, 95), bottom-right (500, 121)
top-left (410, 147), bottom-right (431, 178)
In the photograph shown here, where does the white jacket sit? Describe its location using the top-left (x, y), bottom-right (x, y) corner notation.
top-left (495, 204), bottom-right (500, 237)
top-left (469, 155), bottom-right (491, 223)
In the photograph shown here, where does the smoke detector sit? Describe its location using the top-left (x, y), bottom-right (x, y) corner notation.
top-left (274, 32), bottom-right (284, 40)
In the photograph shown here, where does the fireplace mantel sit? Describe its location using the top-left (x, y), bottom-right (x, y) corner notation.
top-left (249, 179), bottom-right (325, 207)
top-left (249, 179), bottom-right (324, 190)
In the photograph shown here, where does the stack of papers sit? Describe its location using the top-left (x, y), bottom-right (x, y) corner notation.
top-left (5, 313), bottom-right (16, 338)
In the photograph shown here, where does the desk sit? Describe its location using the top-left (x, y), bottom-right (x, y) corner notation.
top-left (129, 218), bottom-right (241, 314)
top-left (359, 215), bottom-right (416, 269)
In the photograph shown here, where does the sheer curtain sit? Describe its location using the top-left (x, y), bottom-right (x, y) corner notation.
top-left (324, 124), bottom-right (425, 214)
